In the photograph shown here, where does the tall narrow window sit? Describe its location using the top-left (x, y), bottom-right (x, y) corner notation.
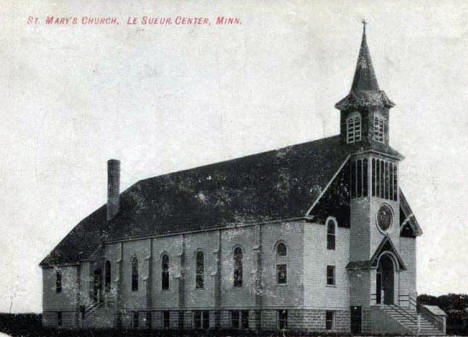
top-left (372, 158), bottom-right (376, 196)
top-left (380, 160), bottom-right (385, 199)
top-left (233, 247), bottom-right (243, 287)
top-left (162, 255), bottom-right (169, 290)
top-left (327, 265), bottom-right (335, 285)
top-left (347, 112), bottom-right (362, 144)
top-left (277, 264), bottom-right (287, 284)
top-left (351, 160), bottom-right (357, 198)
top-left (278, 310), bottom-right (288, 329)
top-left (133, 311), bottom-right (139, 328)
top-left (385, 162), bottom-right (390, 199)
top-left (231, 311), bottom-right (240, 328)
top-left (196, 251), bottom-right (204, 289)
top-left (276, 242), bottom-right (287, 284)
top-left (131, 257), bottom-right (138, 292)
top-left (327, 219), bottom-right (336, 250)
top-left (105, 261), bottom-right (111, 293)
top-left (374, 115), bottom-right (384, 143)
top-left (163, 311), bottom-right (170, 328)
top-left (363, 158), bottom-right (368, 197)
top-left (357, 159), bottom-right (362, 197)
top-left (241, 311), bottom-right (249, 329)
top-left (146, 311), bottom-right (152, 329)
top-left (56, 270), bottom-right (62, 294)
top-left (57, 312), bottom-right (62, 327)
top-left (326, 311), bottom-right (334, 330)
top-left (393, 165), bottom-right (398, 201)
top-left (202, 311), bottom-right (209, 329)
top-left (376, 159), bottom-right (380, 197)
top-left (194, 311), bottom-right (201, 329)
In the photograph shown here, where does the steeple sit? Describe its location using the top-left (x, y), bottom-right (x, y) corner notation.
top-left (335, 21), bottom-right (394, 111)
top-left (336, 22), bottom-right (397, 149)
top-left (351, 20), bottom-right (380, 92)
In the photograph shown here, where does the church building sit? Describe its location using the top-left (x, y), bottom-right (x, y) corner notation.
top-left (39, 25), bottom-right (446, 335)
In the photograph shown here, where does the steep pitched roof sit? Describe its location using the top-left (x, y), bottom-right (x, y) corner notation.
top-left (41, 135), bottom-right (362, 267)
top-left (400, 190), bottom-right (423, 237)
top-left (335, 25), bottom-right (395, 111)
top-left (351, 24), bottom-right (379, 92)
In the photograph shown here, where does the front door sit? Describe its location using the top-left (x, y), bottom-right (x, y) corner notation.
top-left (376, 254), bottom-right (394, 305)
top-left (351, 306), bottom-right (362, 334)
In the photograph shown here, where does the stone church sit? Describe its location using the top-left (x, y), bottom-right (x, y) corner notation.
top-left (40, 26), bottom-right (446, 334)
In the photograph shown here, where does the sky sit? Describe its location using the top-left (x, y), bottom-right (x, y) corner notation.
top-left (1, 0), bottom-right (468, 313)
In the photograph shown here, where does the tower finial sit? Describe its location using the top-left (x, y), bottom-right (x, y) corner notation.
top-left (362, 19), bottom-right (367, 35)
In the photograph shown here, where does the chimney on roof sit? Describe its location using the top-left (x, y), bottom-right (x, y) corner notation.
top-left (107, 159), bottom-right (120, 221)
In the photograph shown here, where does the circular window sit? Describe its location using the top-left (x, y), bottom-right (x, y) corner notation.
top-left (377, 205), bottom-right (393, 232)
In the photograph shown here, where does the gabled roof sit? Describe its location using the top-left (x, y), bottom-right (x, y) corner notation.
top-left (347, 236), bottom-right (407, 271)
top-left (400, 190), bottom-right (423, 237)
top-left (41, 135), bottom-right (360, 267)
top-left (369, 236), bottom-right (407, 271)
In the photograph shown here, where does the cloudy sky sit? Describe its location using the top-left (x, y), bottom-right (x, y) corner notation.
top-left (1, 0), bottom-right (468, 313)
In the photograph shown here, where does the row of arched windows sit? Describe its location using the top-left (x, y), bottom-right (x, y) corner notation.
top-left (100, 243), bottom-right (290, 294)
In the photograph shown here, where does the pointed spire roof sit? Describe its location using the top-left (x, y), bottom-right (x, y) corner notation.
top-left (335, 21), bottom-right (395, 111)
top-left (351, 21), bottom-right (379, 92)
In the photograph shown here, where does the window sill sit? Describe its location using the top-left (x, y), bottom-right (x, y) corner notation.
top-left (326, 284), bottom-right (336, 288)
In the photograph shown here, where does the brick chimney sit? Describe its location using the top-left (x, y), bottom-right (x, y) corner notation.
top-left (107, 159), bottom-right (120, 220)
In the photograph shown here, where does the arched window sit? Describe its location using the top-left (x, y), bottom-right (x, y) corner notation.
top-left (162, 254), bottom-right (169, 290)
top-left (131, 257), bottom-right (138, 291)
top-left (374, 114), bottom-right (384, 143)
top-left (327, 219), bottom-right (336, 250)
top-left (276, 243), bottom-right (287, 257)
top-left (276, 242), bottom-right (287, 284)
top-left (196, 251), bottom-right (204, 289)
top-left (233, 247), bottom-right (243, 287)
top-left (346, 112), bottom-right (362, 143)
top-left (105, 260), bottom-right (111, 292)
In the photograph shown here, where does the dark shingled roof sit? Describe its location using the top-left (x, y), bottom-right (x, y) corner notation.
top-left (41, 135), bottom-right (357, 267)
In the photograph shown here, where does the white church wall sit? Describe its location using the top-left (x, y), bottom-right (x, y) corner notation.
top-left (261, 221), bottom-right (304, 308)
top-left (303, 222), bottom-right (350, 309)
top-left (220, 226), bottom-right (257, 308)
top-left (151, 234), bottom-right (183, 309)
top-left (399, 236), bottom-right (417, 303)
top-left (184, 230), bottom-right (218, 309)
top-left (120, 239), bottom-right (150, 310)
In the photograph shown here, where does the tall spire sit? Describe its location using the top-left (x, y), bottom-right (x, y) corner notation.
top-left (335, 21), bottom-right (394, 111)
top-left (351, 19), bottom-right (379, 92)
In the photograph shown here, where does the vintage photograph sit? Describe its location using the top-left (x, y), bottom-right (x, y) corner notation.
top-left (1, 1), bottom-right (467, 336)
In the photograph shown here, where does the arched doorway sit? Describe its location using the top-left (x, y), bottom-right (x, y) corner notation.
top-left (93, 269), bottom-right (103, 303)
top-left (376, 254), bottom-right (394, 305)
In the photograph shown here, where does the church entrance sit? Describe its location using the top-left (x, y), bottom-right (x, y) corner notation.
top-left (376, 254), bottom-right (394, 305)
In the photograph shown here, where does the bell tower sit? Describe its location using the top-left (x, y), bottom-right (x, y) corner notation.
top-left (337, 22), bottom-right (405, 309)
top-left (336, 21), bottom-right (395, 152)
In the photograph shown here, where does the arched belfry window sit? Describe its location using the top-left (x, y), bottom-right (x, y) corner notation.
top-left (196, 251), bottom-right (204, 289)
top-left (105, 260), bottom-right (111, 292)
top-left (327, 218), bottom-right (336, 250)
top-left (131, 257), bottom-right (138, 292)
top-left (374, 114), bottom-right (384, 143)
top-left (276, 242), bottom-right (287, 284)
top-left (233, 247), bottom-right (243, 287)
top-left (162, 254), bottom-right (169, 290)
top-left (347, 112), bottom-right (362, 144)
